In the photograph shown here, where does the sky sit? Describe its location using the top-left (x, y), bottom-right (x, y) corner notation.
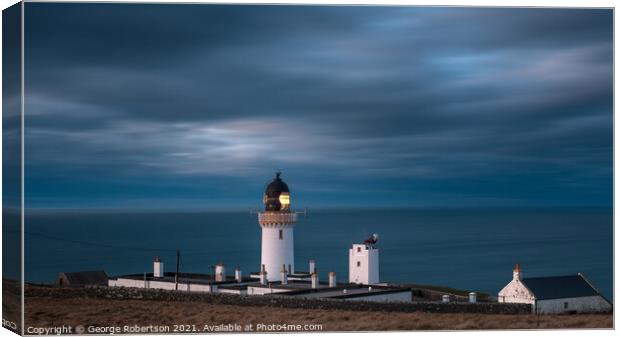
top-left (17, 3), bottom-right (613, 210)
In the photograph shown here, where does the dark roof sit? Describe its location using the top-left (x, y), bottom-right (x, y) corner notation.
top-left (60, 270), bottom-right (108, 286)
top-left (110, 272), bottom-right (255, 285)
top-left (250, 271), bottom-right (311, 277)
top-left (264, 172), bottom-right (290, 211)
top-left (218, 284), bottom-right (250, 291)
top-left (265, 172), bottom-right (290, 195)
top-left (329, 288), bottom-right (411, 299)
top-left (522, 274), bottom-right (600, 300)
top-left (268, 283), bottom-right (410, 299)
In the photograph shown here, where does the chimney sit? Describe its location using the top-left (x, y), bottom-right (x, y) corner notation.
top-left (442, 294), bottom-right (450, 303)
top-left (513, 263), bottom-right (522, 281)
top-left (235, 266), bottom-right (242, 283)
top-left (311, 270), bottom-right (319, 289)
top-left (309, 259), bottom-right (316, 274)
top-left (260, 264), bottom-right (267, 285)
top-left (153, 256), bottom-right (163, 278)
top-left (328, 272), bottom-right (336, 288)
top-left (280, 265), bottom-right (288, 285)
top-left (215, 262), bottom-right (226, 282)
top-left (469, 292), bottom-right (477, 303)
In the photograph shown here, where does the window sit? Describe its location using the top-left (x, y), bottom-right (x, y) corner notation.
top-left (357, 247), bottom-right (361, 252)
top-left (564, 302), bottom-right (568, 309)
top-left (278, 193), bottom-right (290, 209)
top-left (357, 261), bottom-right (361, 267)
top-left (279, 229), bottom-right (283, 240)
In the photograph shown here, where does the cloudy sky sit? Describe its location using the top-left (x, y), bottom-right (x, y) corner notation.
top-left (21, 3), bottom-right (612, 209)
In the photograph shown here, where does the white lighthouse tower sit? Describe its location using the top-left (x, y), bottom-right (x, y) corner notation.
top-left (258, 172), bottom-right (297, 281)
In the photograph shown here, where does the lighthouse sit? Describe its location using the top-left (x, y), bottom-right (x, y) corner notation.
top-left (258, 172), bottom-right (297, 281)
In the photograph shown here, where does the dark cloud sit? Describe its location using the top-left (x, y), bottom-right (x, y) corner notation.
top-left (21, 4), bottom-right (613, 209)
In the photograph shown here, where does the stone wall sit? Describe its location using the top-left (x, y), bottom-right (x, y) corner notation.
top-left (25, 284), bottom-right (532, 315)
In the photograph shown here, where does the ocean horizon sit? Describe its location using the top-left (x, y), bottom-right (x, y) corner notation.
top-left (19, 206), bottom-right (613, 300)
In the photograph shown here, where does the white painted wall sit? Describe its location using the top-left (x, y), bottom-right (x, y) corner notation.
top-left (349, 244), bottom-right (379, 284)
top-left (497, 279), bottom-right (535, 307)
top-left (218, 288), bottom-right (247, 295)
top-left (261, 225), bottom-right (295, 281)
top-left (153, 261), bottom-right (164, 278)
top-left (109, 278), bottom-right (215, 293)
top-left (247, 286), bottom-right (292, 295)
top-left (536, 296), bottom-right (612, 314)
top-left (109, 278), bottom-right (143, 288)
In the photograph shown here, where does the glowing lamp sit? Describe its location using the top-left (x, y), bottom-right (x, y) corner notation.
top-left (279, 193), bottom-right (290, 207)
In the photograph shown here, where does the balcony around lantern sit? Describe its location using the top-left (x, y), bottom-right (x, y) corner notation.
top-left (258, 212), bottom-right (298, 226)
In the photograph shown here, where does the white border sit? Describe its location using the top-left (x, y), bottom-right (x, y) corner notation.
top-left (0, 1), bottom-right (616, 337)
top-left (20, 0), bottom-right (24, 334)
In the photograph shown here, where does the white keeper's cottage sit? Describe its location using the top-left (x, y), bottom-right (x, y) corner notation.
top-left (498, 264), bottom-right (612, 314)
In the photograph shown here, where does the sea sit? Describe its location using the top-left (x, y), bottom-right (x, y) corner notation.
top-left (21, 207), bottom-right (613, 300)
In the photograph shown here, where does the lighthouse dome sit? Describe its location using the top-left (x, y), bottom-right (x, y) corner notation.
top-left (264, 172), bottom-right (291, 212)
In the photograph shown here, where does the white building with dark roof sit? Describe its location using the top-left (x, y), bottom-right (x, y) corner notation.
top-left (498, 264), bottom-right (612, 314)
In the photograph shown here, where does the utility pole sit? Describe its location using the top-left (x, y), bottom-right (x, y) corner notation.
top-left (207, 265), bottom-right (215, 292)
top-left (175, 250), bottom-right (180, 291)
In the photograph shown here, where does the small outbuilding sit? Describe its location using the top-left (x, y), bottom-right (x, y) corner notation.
top-left (498, 264), bottom-right (612, 314)
top-left (57, 270), bottom-right (108, 288)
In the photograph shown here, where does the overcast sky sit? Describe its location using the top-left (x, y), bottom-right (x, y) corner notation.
top-left (21, 4), bottom-right (612, 209)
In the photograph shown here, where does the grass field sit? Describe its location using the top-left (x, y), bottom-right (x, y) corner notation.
top-left (23, 293), bottom-right (613, 332)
